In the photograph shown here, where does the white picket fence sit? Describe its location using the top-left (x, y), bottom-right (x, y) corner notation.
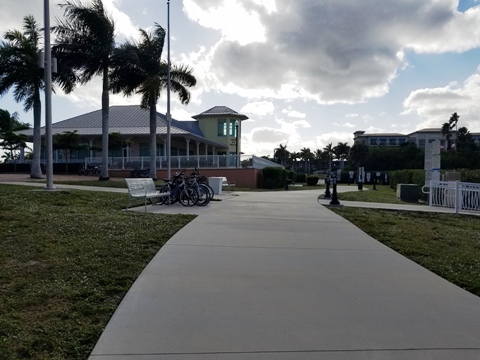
top-left (423, 181), bottom-right (480, 214)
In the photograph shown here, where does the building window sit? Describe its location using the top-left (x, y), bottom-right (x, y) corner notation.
top-left (379, 138), bottom-right (387, 146)
top-left (157, 145), bottom-right (164, 156)
top-left (230, 120), bottom-right (238, 137)
top-left (217, 119), bottom-right (238, 136)
top-left (388, 138), bottom-right (397, 146)
top-left (369, 138), bottom-right (377, 146)
top-left (139, 143), bottom-right (149, 156)
top-left (418, 139), bottom-right (426, 147)
top-left (217, 119), bottom-right (227, 136)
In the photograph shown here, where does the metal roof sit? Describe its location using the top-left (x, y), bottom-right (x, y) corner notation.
top-left (355, 132), bottom-right (407, 137)
top-left (192, 106), bottom-right (248, 120)
top-left (17, 105), bottom-right (226, 147)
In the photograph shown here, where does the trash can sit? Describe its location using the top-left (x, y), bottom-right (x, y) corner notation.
top-left (208, 177), bottom-right (223, 195)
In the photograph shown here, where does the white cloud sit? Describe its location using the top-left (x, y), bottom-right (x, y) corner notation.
top-left (183, 0), bottom-right (267, 45)
top-left (171, 107), bottom-right (197, 121)
top-left (291, 120), bottom-right (309, 129)
top-left (343, 122), bottom-right (356, 128)
top-left (403, 69), bottom-right (480, 130)
top-left (184, 0), bottom-right (480, 105)
top-left (315, 132), bottom-right (355, 148)
top-left (241, 101), bottom-right (275, 116)
top-left (281, 109), bottom-right (306, 119)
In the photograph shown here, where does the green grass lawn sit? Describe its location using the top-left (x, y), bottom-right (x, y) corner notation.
top-left (2, 180), bottom-right (479, 359)
top-left (335, 184), bottom-right (422, 204)
top-left (328, 207), bottom-right (480, 297)
top-left (0, 184), bottom-right (195, 360)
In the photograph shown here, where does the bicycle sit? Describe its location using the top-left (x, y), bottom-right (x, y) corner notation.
top-left (188, 169), bottom-right (214, 206)
top-left (157, 171), bottom-right (199, 206)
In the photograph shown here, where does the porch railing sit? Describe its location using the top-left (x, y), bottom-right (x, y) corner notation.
top-left (17, 154), bottom-right (283, 170)
top-left (79, 154), bottom-right (282, 170)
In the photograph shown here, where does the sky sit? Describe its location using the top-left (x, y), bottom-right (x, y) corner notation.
top-left (2, 0), bottom-right (480, 157)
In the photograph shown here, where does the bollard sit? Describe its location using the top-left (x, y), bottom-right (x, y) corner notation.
top-left (330, 176), bottom-right (340, 205)
top-left (323, 175), bottom-right (331, 198)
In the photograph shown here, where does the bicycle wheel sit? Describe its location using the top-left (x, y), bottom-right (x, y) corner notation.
top-left (155, 185), bottom-right (170, 205)
top-left (179, 187), bottom-right (199, 206)
top-left (196, 185), bottom-right (211, 206)
top-left (202, 183), bottom-right (215, 200)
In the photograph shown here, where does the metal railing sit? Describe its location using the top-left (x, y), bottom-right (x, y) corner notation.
top-left (422, 181), bottom-right (480, 214)
top-left (17, 154), bottom-right (284, 170)
top-left (81, 154), bottom-right (282, 170)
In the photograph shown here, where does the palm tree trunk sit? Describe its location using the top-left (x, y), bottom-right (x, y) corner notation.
top-left (100, 67), bottom-right (110, 180)
top-left (30, 91), bottom-right (43, 178)
top-left (149, 92), bottom-right (157, 179)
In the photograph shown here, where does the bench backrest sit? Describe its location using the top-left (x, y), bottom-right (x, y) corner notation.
top-left (125, 178), bottom-right (156, 195)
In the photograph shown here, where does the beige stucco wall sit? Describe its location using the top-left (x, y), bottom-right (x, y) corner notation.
top-left (197, 117), bottom-right (242, 155)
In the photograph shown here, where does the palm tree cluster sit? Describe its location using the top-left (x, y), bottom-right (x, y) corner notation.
top-left (441, 112), bottom-right (478, 153)
top-left (441, 112), bottom-right (459, 151)
top-left (0, 15), bottom-right (44, 178)
top-left (0, 109), bottom-right (30, 163)
top-left (271, 142), bottom-right (351, 173)
top-left (0, 0), bottom-right (196, 180)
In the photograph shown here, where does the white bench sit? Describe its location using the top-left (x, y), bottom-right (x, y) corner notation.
top-left (221, 177), bottom-right (235, 192)
top-left (125, 178), bottom-right (170, 212)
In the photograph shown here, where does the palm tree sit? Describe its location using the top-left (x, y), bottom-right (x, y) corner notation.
top-left (110, 24), bottom-right (196, 179)
top-left (441, 122), bottom-right (452, 150)
top-left (0, 109), bottom-right (30, 166)
top-left (333, 142), bottom-right (350, 161)
top-left (349, 143), bottom-right (369, 168)
top-left (449, 112), bottom-right (459, 131)
top-left (274, 143), bottom-right (289, 166)
top-left (0, 15), bottom-right (44, 178)
top-left (441, 112), bottom-right (460, 151)
top-left (53, 0), bottom-right (115, 180)
top-left (323, 143), bottom-right (334, 172)
top-left (299, 147), bottom-right (314, 173)
top-left (290, 151), bottom-right (300, 171)
top-left (456, 126), bottom-right (476, 152)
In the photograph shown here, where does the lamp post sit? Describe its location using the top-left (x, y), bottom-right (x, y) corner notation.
top-left (44, 0), bottom-right (54, 190)
top-left (235, 120), bottom-right (239, 168)
top-left (166, 0), bottom-right (171, 180)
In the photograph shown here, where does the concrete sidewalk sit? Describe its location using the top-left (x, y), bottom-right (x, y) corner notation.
top-left (88, 189), bottom-right (480, 360)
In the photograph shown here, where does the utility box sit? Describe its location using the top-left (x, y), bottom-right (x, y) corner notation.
top-left (208, 177), bottom-right (223, 195)
top-left (444, 172), bottom-right (461, 182)
top-left (396, 184), bottom-right (419, 203)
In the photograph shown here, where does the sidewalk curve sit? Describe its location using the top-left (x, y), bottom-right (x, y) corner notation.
top-left (88, 190), bottom-right (480, 360)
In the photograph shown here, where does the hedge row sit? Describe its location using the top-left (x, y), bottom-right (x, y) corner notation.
top-left (389, 168), bottom-right (480, 189)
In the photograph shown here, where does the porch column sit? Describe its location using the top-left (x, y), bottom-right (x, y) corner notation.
top-left (20, 147), bottom-right (25, 162)
top-left (196, 140), bottom-right (200, 168)
top-left (89, 139), bottom-right (94, 162)
top-left (185, 137), bottom-right (190, 160)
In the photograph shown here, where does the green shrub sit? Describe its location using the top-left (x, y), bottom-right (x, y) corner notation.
top-left (0, 163), bottom-right (31, 173)
top-left (262, 167), bottom-right (287, 189)
top-left (460, 169), bottom-right (480, 183)
top-left (296, 173), bottom-right (306, 183)
top-left (306, 175), bottom-right (320, 186)
top-left (389, 169), bottom-right (426, 200)
top-left (389, 169), bottom-right (425, 189)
